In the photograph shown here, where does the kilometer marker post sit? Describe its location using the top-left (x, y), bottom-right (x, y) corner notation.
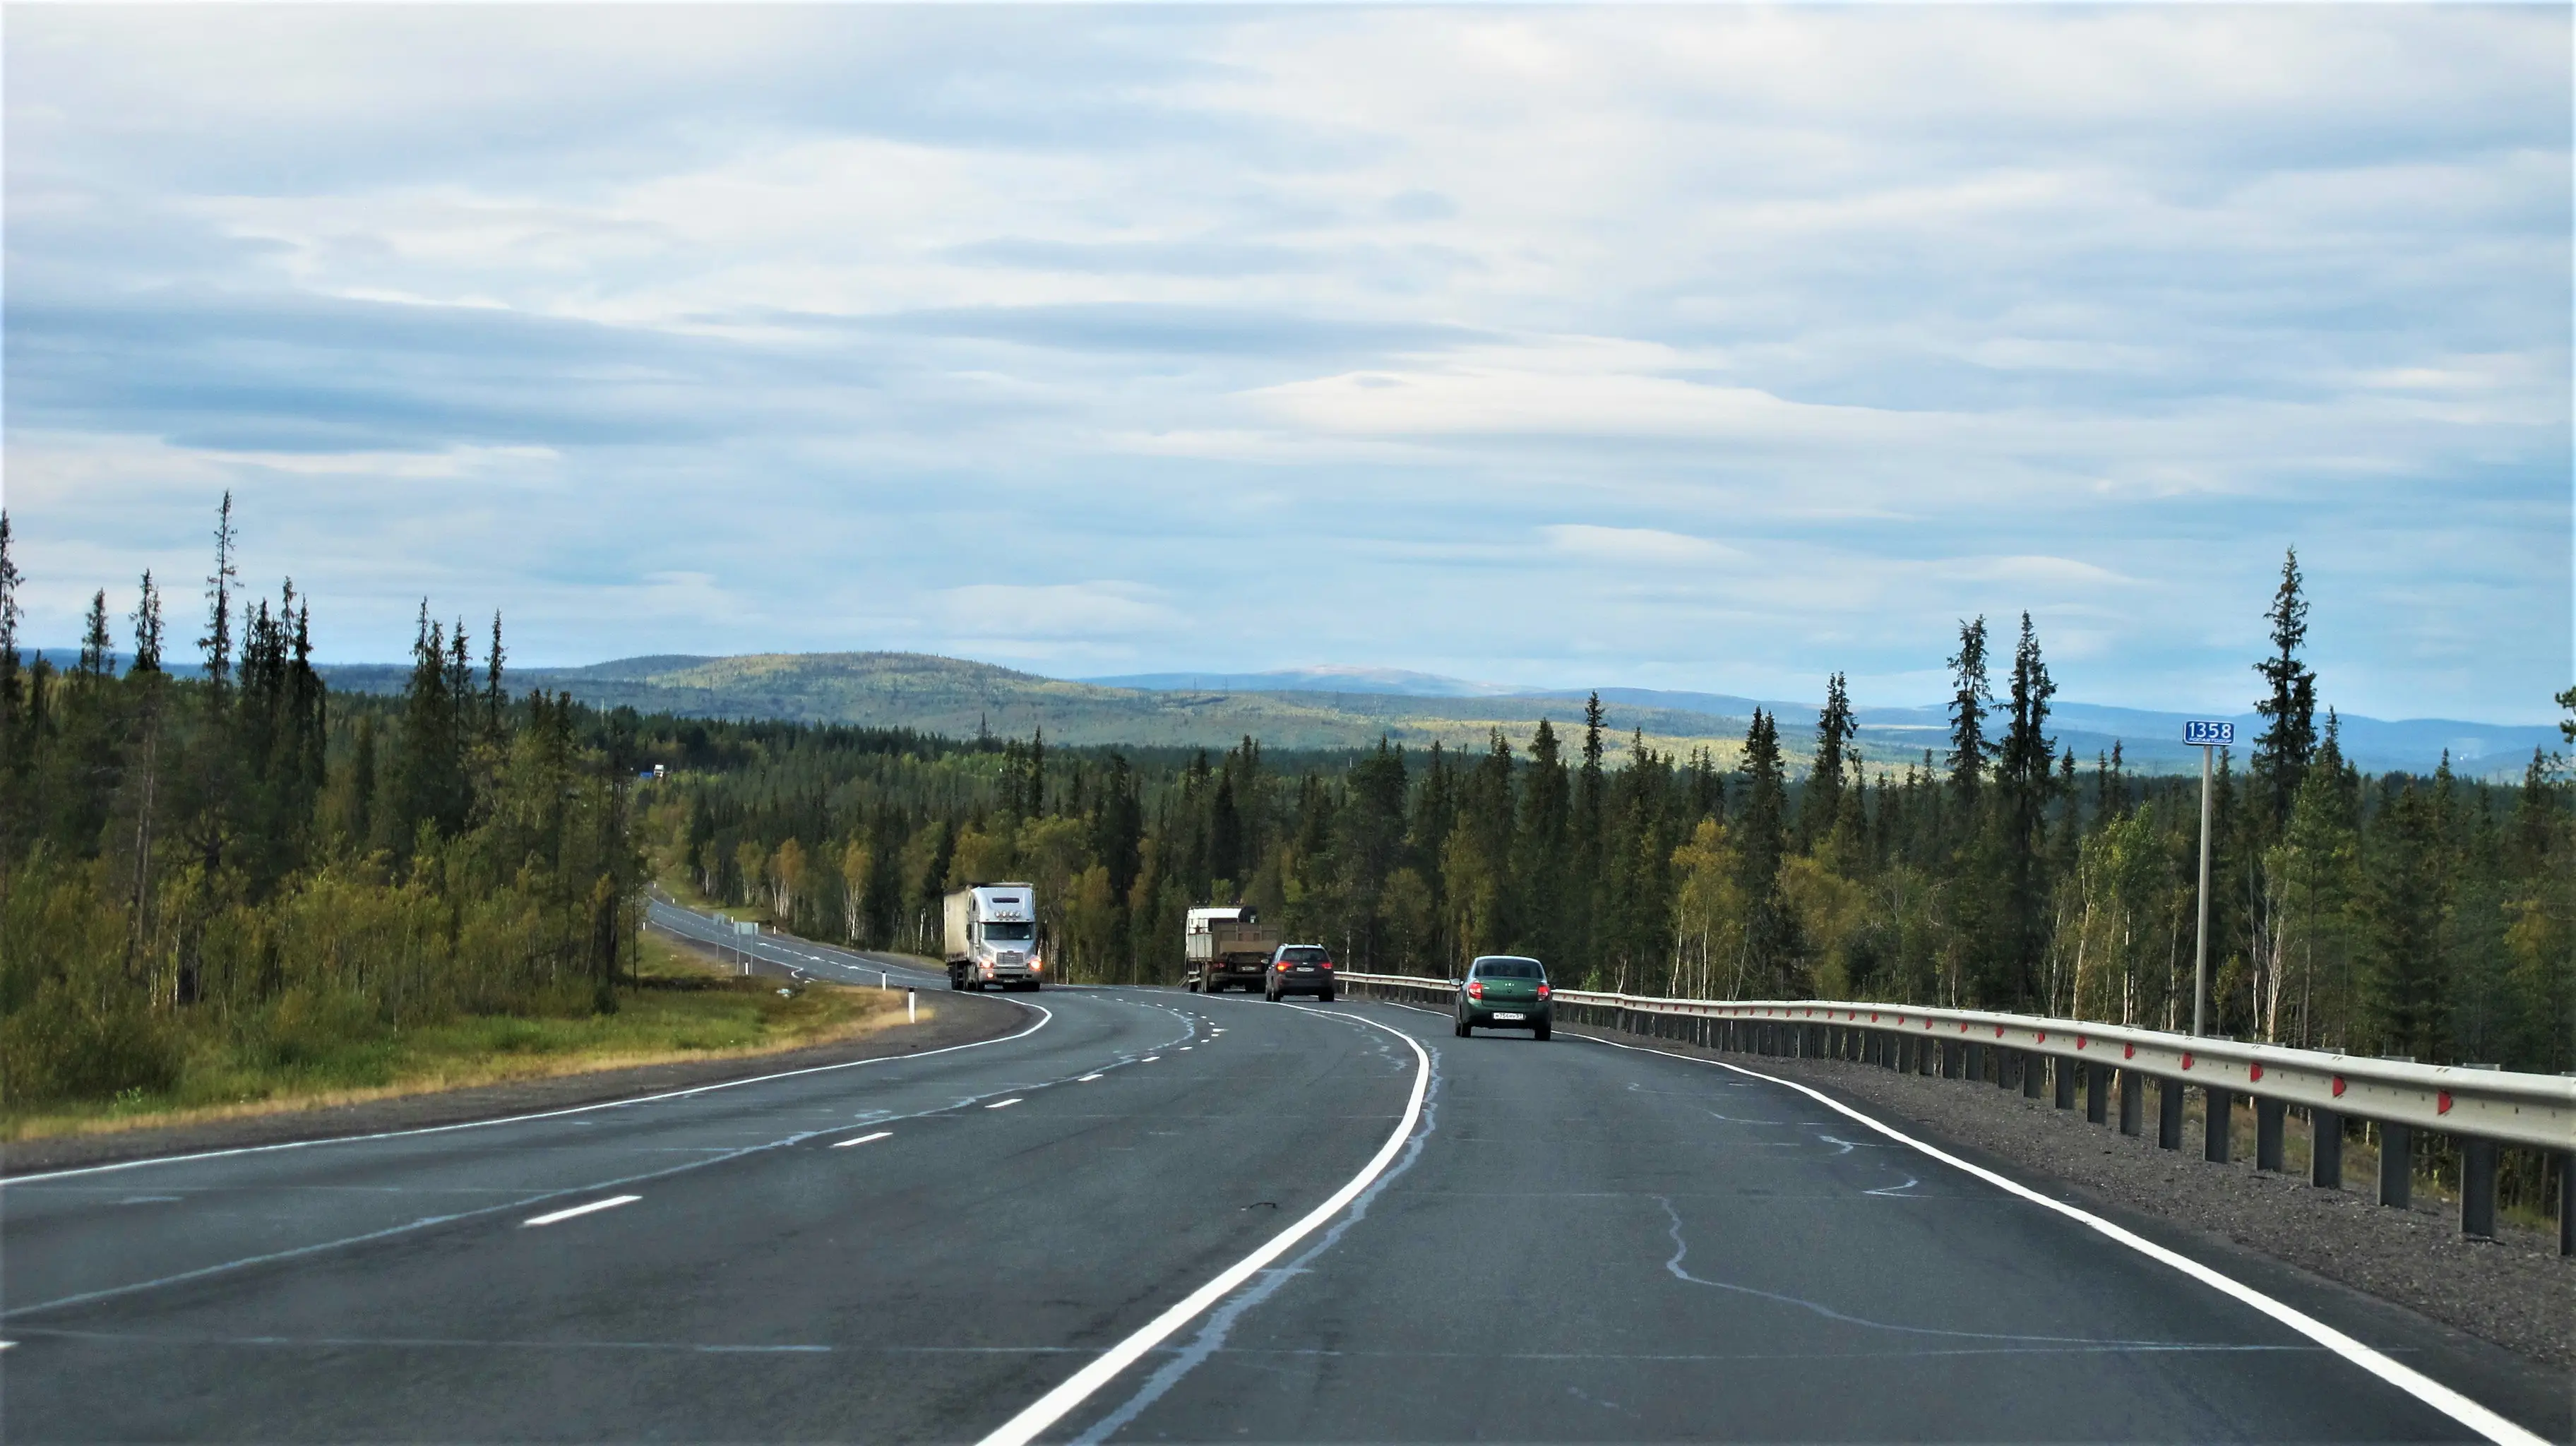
top-left (2181, 719), bottom-right (2235, 1036)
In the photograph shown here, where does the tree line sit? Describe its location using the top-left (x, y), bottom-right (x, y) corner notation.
top-left (669, 550), bottom-right (2573, 1075)
top-left (0, 501), bottom-right (645, 1106)
top-left (8, 504), bottom-right (2569, 1113)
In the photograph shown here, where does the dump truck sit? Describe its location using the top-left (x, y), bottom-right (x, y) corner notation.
top-left (1184, 906), bottom-right (1280, 993)
top-left (945, 882), bottom-right (1044, 991)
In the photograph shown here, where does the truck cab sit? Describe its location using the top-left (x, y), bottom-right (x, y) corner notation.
top-left (946, 883), bottom-right (1044, 991)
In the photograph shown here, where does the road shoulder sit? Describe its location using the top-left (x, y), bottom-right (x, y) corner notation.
top-left (1, 989), bottom-right (1029, 1178)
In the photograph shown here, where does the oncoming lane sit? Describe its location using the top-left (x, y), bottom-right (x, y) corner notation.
top-left (0, 987), bottom-right (1421, 1442)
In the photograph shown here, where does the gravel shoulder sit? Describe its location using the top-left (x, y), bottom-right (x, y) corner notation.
top-left (1565, 1025), bottom-right (2576, 1373)
top-left (2, 988), bottom-right (1029, 1178)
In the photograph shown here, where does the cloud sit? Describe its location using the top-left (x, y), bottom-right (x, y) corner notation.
top-left (1543, 525), bottom-right (1746, 568)
top-left (3, 6), bottom-right (2565, 721)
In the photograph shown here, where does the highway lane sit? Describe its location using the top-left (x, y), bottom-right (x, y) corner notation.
top-left (3, 989), bottom-right (1417, 1441)
top-left (1042, 996), bottom-right (2565, 1445)
top-left (645, 895), bottom-right (953, 991)
top-left (9, 981), bottom-right (2562, 1442)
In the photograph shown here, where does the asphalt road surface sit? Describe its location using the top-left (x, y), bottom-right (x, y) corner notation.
top-left (5, 981), bottom-right (2563, 1443)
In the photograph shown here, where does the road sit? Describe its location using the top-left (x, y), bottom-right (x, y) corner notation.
top-left (4, 968), bottom-right (2564, 1442)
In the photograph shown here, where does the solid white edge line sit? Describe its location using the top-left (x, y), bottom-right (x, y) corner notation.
top-left (5, 1002), bottom-right (1055, 1188)
top-left (1573, 1032), bottom-right (2547, 1446)
top-left (832, 1131), bottom-right (894, 1149)
top-left (974, 1005), bottom-right (1432, 1446)
top-left (521, 1194), bottom-right (640, 1228)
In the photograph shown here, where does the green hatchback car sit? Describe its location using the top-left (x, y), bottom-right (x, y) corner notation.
top-left (1455, 955), bottom-right (1551, 1039)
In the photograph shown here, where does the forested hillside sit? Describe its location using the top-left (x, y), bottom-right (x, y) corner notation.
top-left (666, 557), bottom-right (2575, 1075)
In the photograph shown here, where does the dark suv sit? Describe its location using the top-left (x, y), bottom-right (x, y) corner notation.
top-left (1456, 955), bottom-right (1550, 1039)
top-left (1264, 944), bottom-right (1336, 1002)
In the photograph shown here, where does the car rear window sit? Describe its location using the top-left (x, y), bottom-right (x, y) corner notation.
top-left (1281, 946), bottom-right (1330, 963)
top-left (1474, 958), bottom-right (1543, 979)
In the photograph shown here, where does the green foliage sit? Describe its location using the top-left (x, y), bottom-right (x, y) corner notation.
top-left (0, 506), bottom-right (645, 1111)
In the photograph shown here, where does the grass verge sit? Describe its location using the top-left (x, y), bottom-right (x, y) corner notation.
top-left (3, 932), bottom-right (920, 1145)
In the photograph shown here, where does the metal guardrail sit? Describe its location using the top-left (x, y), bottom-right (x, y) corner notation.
top-left (1336, 971), bottom-right (2576, 1253)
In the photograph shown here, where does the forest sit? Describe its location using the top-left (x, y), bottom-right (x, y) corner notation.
top-left (664, 555), bottom-right (2575, 1076)
top-left (0, 502), bottom-right (648, 1107)
top-left (6, 501), bottom-right (2571, 1118)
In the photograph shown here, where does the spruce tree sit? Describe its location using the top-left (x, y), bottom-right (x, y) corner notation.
top-left (0, 511), bottom-right (20, 742)
top-left (77, 591), bottom-right (113, 680)
top-left (1992, 613), bottom-right (2057, 1006)
top-left (199, 491), bottom-right (238, 691)
top-left (1945, 615), bottom-right (1993, 808)
top-left (1802, 672), bottom-right (1856, 852)
top-left (2252, 546), bottom-right (2319, 832)
top-left (129, 571), bottom-right (164, 674)
top-left (1736, 708), bottom-right (1794, 993)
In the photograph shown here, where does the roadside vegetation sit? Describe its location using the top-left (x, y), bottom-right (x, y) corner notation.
top-left (5, 929), bottom-right (903, 1142)
top-left (8, 498), bottom-right (712, 1133)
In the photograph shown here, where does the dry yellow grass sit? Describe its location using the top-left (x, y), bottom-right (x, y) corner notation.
top-left (4, 933), bottom-right (926, 1145)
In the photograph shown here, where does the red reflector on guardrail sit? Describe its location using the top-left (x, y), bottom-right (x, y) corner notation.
top-left (2438, 1092), bottom-right (2453, 1114)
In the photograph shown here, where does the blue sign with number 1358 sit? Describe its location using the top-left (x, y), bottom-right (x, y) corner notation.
top-left (2183, 720), bottom-right (2236, 746)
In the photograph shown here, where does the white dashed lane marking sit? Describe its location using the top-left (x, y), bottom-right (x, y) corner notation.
top-left (986, 1099), bottom-right (1023, 1110)
top-left (832, 1132), bottom-right (893, 1149)
top-left (523, 1195), bottom-right (640, 1228)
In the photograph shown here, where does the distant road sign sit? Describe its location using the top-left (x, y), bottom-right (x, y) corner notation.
top-left (737, 921), bottom-right (760, 936)
top-left (2183, 720), bottom-right (2236, 746)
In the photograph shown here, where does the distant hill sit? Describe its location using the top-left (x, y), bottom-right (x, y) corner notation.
top-left (1083, 666), bottom-right (1529, 698)
top-left (304, 649), bottom-right (2557, 779)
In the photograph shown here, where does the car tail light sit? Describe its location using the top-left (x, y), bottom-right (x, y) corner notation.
top-left (1537, 984), bottom-right (1551, 998)
top-left (1318, 961), bottom-right (1332, 970)
top-left (1467, 981), bottom-right (1484, 999)
top-left (1277, 961), bottom-right (1292, 972)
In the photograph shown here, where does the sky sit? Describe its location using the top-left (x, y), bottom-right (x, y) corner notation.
top-left (5, 5), bottom-right (2568, 723)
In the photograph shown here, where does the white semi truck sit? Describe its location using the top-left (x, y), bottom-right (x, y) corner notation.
top-left (944, 883), bottom-right (1044, 991)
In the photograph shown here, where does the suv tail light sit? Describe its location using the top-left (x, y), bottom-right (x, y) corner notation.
top-left (1318, 961), bottom-right (1332, 970)
top-left (1277, 961), bottom-right (1292, 972)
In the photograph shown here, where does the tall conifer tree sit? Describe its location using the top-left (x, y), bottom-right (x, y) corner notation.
top-left (2252, 546), bottom-right (2319, 832)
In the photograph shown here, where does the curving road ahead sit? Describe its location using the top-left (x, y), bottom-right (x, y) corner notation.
top-left (4, 974), bottom-right (2564, 1442)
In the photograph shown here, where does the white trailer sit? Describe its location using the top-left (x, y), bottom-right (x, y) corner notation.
top-left (945, 883), bottom-right (1044, 991)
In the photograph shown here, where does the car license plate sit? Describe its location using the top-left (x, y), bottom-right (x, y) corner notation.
top-left (1493, 1011), bottom-right (1525, 1021)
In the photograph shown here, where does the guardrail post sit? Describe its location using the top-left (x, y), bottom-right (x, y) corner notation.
top-left (2203, 1087), bottom-right (2232, 1163)
top-left (1966, 1041), bottom-right (1986, 1082)
top-left (2022, 1050), bottom-right (2044, 1099)
top-left (2311, 1109), bottom-right (2343, 1188)
top-left (2053, 1057), bottom-right (2075, 1109)
top-left (2087, 1062), bottom-right (2109, 1123)
top-left (2559, 1152), bottom-right (2573, 1256)
top-left (2255, 1098), bottom-right (2285, 1171)
top-left (1940, 1041), bottom-right (1960, 1079)
top-left (2118, 1069), bottom-right (2144, 1135)
top-left (2377, 1123), bottom-right (2411, 1208)
top-left (2157, 1077), bottom-right (2184, 1149)
top-left (2459, 1138), bottom-right (2497, 1240)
